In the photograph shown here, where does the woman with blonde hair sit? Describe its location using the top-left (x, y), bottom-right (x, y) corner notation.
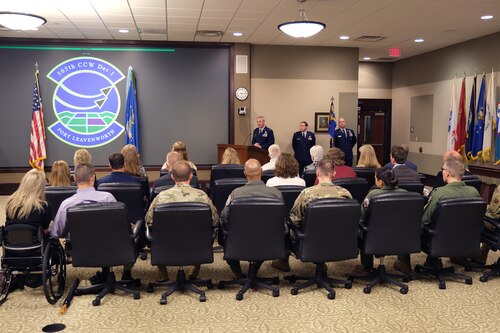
top-left (121, 144), bottom-right (147, 177)
top-left (266, 153), bottom-right (306, 187)
top-left (221, 147), bottom-right (240, 164)
top-left (357, 144), bottom-right (381, 169)
top-left (172, 141), bottom-right (197, 170)
top-left (73, 148), bottom-right (91, 165)
top-left (48, 160), bottom-right (71, 186)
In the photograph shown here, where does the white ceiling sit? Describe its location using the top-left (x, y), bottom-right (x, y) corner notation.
top-left (1, 0), bottom-right (500, 61)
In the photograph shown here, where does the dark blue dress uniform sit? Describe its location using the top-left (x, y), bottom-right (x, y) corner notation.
top-left (252, 126), bottom-right (275, 150)
top-left (292, 131), bottom-right (316, 173)
top-left (333, 128), bottom-right (357, 166)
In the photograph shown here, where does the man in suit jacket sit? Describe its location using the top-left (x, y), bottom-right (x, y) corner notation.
top-left (333, 117), bottom-right (357, 166)
top-left (383, 144), bottom-right (418, 171)
top-left (292, 121), bottom-right (316, 174)
top-left (252, 116), bottom-right (275, 150)
top-left (390, 145), bottom-right (420, 183)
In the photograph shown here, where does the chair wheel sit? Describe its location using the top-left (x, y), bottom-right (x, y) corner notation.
top-left (207, 281), bottom-right (214, 289)
top-left (400, 287), bottom-right (408, 294)
top-left (147, 284), bottom-right (154, 293)
top-left (199, 295), bottom-right (206, 302)
top-left (290, 288), bottom-right (298, 295)
top-left (363, 287), bottom-right (371, 294)
top-left (480, 275), bottom-right (488, 283)
top-left (92, 299), bottom-right (100, 306)
top-left (465, 278), bottom-right (473, 285)
top-left (140, 253), bottom-right (147, 261)
top-left (344, 282), bottom-right (352, 289)
top-left (272, 290), bottom-right (280, 297)
top-left (217, 282), bottom-right (225, 289)
top-left (236, 293), bottom-right (243, 301)
top-left (160, 298), bottom-right (167, 305)
top-left (133, 292), bottom-right (140, 299)
top-left (439, 282), bottom-right (446, 290)
top-left (327, 292), bottom-right (335, 300)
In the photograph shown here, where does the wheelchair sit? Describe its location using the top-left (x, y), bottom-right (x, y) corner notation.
top-left (0, 224), bottom-right (66, 305)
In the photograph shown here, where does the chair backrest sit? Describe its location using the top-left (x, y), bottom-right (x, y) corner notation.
top-left (419, 173), bottom-right (426, 185)
top-left (224, 197), bottom-right (286, 262)
top-left (353, 167), bottom-right (376, 189)
top-left (149, 184), bottom-right (175, 203)
top-left (45, 186), bottom-right (78, 220)
top-left (362, 192), bottom-right (424, 256)
top-left (97, 183), bottom-right (145, 223)
top-left (210, 164), bottom-right (244, 188)
top-left (1, 224), bottom-right (43, 268)
top-left (332, 177), bottom-right (370, 204)
top-left (261, 170), bottom-right (276, 183)
top-left (298, 198), bottom-right (360, 263)
top-left (424, 197), bottom-right (486, 257)
top-left (67, 202), bottom-right (136, 268)
top-left (151, 202), bottom-right (214, 266)
top-left (397, 182), bottom-right (424, 194)
top-left (275, 185), bottom-right (305, 214)
top-left (210, 178), bottom-right (247, 214)
top-left (302, 169), bottom-right (317, 187)
top-left (462, 175), bottom-right (482, 193)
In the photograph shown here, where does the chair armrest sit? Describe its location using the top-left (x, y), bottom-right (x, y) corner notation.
top-left (288, 222), bottom-right (304, 239)
top-left (484, 216), bottom-right (500, 230)
top-left (212, 225), bottom-right (218, 241)
top-left (358, 223), bottom-right (368, 232)
top-left (422, 224), bottom-right (435, 235)
top-left (132, 220), bottom-right (144, 240)
top-left (145, 225), bottom-right (152, 242)
top-left (220, 219), bottom-right (228, 236)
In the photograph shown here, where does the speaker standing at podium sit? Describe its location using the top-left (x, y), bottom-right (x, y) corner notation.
top-left (252, 116), bottom-right (275, 150)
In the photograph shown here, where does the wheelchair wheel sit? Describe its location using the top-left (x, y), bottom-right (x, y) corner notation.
top-left (0, 270), bottom-right (12, 305)
top-left (42, 240), bottom-right (66, 304)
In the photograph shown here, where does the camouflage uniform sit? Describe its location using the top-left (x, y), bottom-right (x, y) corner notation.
top-left (289, 182), bottom-right (352, 226)
top-left (485, 184), bottom-right (500, 231)
top-left (146, 183), bottom-right (218, 228)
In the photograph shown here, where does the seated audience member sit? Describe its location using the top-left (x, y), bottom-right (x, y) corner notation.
top-left (49, 160), bottom-right (71, 186)
top-left (221, 147), bottom-right (241, 165)
top-left (266, 153), bottom-right (306, 187)
top-left (5, 169), bottom-right (51, 290)
top-left (74, 148), bottom-right (92, 166)
top-left (303, 145), bottom-right (323, 173)
top-left (357, 144), bottom-right (381, 169)
top-left (472, 184), bottom-right (500, 264)
top-left (433, 150), bottom-right (472, 189)
top-left (121, 144), bottom-right (147, 178)
top-left (383, 144), bottom-right (418, 171)
top-left (358, 168), bottom-right (407, 272)
top-left (397, 157), bottom-right (480, 272)
top-left (220, 159), bottom-right (283, 278)
top-left (153, 151), bottom-right (199, 189)
top-left (261, 144), bottom-right (280, 171)
top-left (95, 153), bottom-right (141, 187)
top-left (389, 145), bottom-right (420, 183)
top-left (273, 159), bottom-right (352, 272)
top-left (146, 160), bottom-right (218, 281)
top-left (172, 141), bottom-right (197, 171)
top-left (314, 148), bottom-right (356, 185)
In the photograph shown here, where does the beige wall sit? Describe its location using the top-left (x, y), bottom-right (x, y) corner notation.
top-left (358, 62), bottom-right (392, 99)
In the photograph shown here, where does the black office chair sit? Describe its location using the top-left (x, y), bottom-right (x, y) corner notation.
top-left (217, 197), bottom-right (287, 300)
top-left (419, 173), bottom-right (426, 185)
top-left (146, 202), bottom-right (215, 304)
top-left (397, 182), bottom-right (424, 194)
top-left (350, 192), bottom-right (424, 294)
top-left (411, 197), bottom-right (486, 289)
top-left (160, 168), bottom-right (197, 178)
top-left (210, 178), bottom-right (247, 214)
top-left (462, 175), bottom-right (482, 193)
top-left (478, 216), bottom-right (500, 282)
top-left (67, 202), bottom-right (143, 306)
top-left (261, 170), bottom-right (276, 183)
top-left (45, 186), bottom-right (77, 220)
top-left (209, 164), bottom-right (244, 192)
top-left (276, 185), bottom-right (305, 214)
top-left (149, 184), bottom-right (175, 203)
top-left (285, 198), bottom-right (360, 299)
top-left (332, 177), bottom-right (370, 204)
top-left (353, 167), bottom-right (376, 189)
top-left (0, 225), bottom-right (66, 304)
top-left (302, 169), bottom-right (317, 187)
top-left (97, 183), bottom-right (146, 224)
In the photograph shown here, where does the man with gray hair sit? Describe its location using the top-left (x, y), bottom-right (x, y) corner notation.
top-left (252, 116), bottom-right (275, 150)
top-left (262, 144), bottom-right (281, 171)
top-left (303, 145), bottom-right (324, 173)
top-left (153, 151), bottom-right (199, 189)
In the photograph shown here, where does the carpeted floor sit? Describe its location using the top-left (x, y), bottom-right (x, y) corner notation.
top-left (1, 197), bottom-right (500, 332)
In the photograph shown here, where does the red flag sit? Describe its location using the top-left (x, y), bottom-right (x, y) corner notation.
top-left (29, 64), bottom-right (46, 170)
top-left (455, 76), bottom-right (467, 153)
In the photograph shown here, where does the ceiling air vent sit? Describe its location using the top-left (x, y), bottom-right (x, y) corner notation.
top-left (138, 28), bottom-right (166, 35)
top-left (355, 35), bottom-right (385, 42)
top-left (196, 30), bottom-right (223, 37)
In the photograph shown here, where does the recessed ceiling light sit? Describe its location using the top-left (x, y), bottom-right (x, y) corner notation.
top-left (414, 38), bottom-right (424, 43)
top-left (233, 32), bottom-right (243, 37)
top-left (118, 29), bottom-right (129, 33)
top-left (481, 15), bottom-right (493, 20)
top-left (363, 57), bottom-right (371, 60)
top-left (339, 35), bottom-right (349, 40)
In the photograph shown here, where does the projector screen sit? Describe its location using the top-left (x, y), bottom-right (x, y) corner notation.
top-left (0, 44), bottom-right (230, 167)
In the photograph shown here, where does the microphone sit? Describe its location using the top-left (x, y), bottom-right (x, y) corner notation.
top-left (243, 132), bottom-right (252, 145)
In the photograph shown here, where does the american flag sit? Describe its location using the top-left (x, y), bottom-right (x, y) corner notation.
top-left (29, 64), bottom-right (46, 170)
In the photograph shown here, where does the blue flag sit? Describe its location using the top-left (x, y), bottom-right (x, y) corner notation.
top-left (465, 75), bottom-right (476, 160)
top-left (495, 103), bottom-right (500, 165)
top-left (470, 74), bottom-right (486, 160)
top-left (328, 98), bottom-right (336, 147)
top-left (125, 66), bottom-right (139, 153)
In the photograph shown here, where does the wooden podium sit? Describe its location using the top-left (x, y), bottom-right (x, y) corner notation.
top-left (217, 144), bottom-right (270, 165)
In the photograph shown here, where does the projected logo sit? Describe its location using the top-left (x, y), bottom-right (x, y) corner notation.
top-left (47, 57), bottom-right (125, 147)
